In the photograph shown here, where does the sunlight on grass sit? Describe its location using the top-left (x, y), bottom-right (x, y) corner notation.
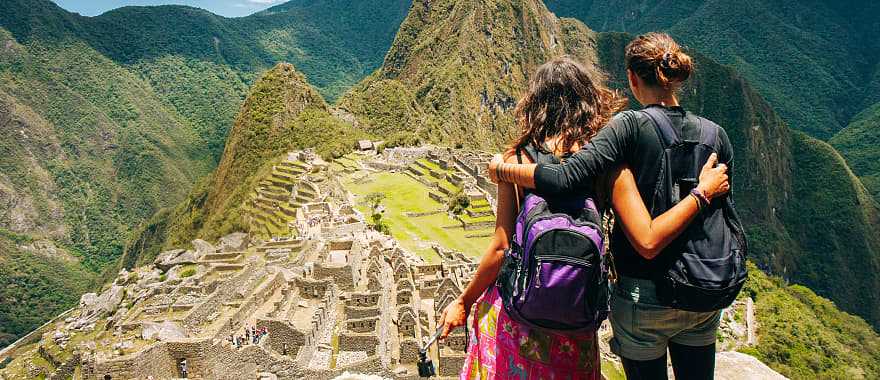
top-left (343, 171), bottom-right (492, 263)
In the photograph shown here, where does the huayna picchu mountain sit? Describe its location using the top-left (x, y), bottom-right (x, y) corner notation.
top-left (120, 63), bottom-right (368, 269)
top-left (338, 0), bottom-right (605, 149)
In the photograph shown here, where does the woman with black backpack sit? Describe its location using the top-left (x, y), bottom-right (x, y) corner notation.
top-left (438, 53), bottom-right (731, 379)
top-left (487, 33), bottom-right (747, 380)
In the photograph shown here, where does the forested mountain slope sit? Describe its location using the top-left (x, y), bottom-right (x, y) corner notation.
top-left (544, 0), bottom-right (880, 140)
top-left (0, 0), bottom-right (407, 347)
top-left (831, 103), bottom-right (880, 200)
top-left (0, 24), bottom-right (211, 345)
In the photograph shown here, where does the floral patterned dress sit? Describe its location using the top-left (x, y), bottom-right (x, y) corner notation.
top-left (460, 285), bottom-right (601, 380)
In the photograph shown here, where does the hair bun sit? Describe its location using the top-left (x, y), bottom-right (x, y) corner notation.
top-left (625, 33), bottom-right (694, 89)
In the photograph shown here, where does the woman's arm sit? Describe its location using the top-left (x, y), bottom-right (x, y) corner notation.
top-left (439, 155), bottom-right (522, 338)
top-left (611, 153), bottom-right (729, 259)
top-left (488, 113), bottom-right (636, 192)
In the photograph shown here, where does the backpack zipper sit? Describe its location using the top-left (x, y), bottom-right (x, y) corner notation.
top-left (535, 261), bottom-right (542, 288)
top-left (525, 229), bottom-right (601, 294)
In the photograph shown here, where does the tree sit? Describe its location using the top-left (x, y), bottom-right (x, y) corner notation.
top-left (361, 192), bottom-right (390, 234)
top-left (447, 189), bottom-right (470, 215)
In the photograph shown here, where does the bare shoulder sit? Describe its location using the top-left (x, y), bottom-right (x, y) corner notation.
top-left (502, 148), bottom-right (534, 164)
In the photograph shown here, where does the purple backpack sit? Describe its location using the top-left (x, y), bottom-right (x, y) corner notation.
top-left (496, 145), bottom-right (609, 333)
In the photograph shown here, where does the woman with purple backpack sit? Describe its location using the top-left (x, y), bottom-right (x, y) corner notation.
top-left (438, 48), bottom-right (731, 379)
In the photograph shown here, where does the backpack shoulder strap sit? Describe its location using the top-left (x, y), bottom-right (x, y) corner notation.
top-left (641, 107), bottom-right (680, 148)
top-left (522, 144), bottom-right (556, 165)
top-left (695, 116), bottom-right (720, 150)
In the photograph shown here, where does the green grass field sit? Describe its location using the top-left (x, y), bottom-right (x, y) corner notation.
top-left (601, 360), bottom-right (626, 380)
top-left (343, 171), bottom-right (493, 263)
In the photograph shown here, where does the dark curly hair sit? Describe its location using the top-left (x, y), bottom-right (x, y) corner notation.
top-left (511, 56), bottom-right (627, 155)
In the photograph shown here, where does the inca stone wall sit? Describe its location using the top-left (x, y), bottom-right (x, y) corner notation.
top-left (93, 343), bottom-right (177, 379)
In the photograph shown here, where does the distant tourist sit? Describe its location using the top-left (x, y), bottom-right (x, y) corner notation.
top-left (486, 33), bottom-right (747, 380)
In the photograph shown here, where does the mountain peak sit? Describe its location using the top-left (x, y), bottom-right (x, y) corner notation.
top-left (342, 0), bottom-right (601, 148)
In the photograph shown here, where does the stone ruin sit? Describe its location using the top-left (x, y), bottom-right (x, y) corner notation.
top-left (10, 149), bottom-right (479, 380)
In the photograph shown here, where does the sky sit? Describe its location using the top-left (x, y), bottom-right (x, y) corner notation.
top-left (52, 0), bottom-right (288, 18)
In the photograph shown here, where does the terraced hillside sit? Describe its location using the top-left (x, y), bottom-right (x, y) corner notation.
top-left (120, 63), bottom-right (368, 269)
top-left (245, 156), bottom-right (319, 239)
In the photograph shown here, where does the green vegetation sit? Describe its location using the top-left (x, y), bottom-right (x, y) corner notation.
top-left (601, 360), bottom-right (626, 380)
top-left (447, 189), bottom-right (471, 215)
top-left (778, 131), bottom-right (880, 326)
top-left (344, 171), bottom-right (492, 262)
top-left (339, 0), bottom-right (601, 149)
top-left (830, 102), bottom-right (880, 200)
top-left (545, 0), bottom-right (880, 140)
top-left (179, 265), bottom-right (197, 278)
top-left (361, 192), bottom-right (391, 234)
top-left (0, 233), bottom-right (94, 348)
top-left (743, 262), bottom-right (880, 379)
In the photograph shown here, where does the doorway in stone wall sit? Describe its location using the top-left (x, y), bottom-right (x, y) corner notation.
top-left (177, 358), bottom-right (188, 378)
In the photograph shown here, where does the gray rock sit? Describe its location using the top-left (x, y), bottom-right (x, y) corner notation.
top-left (154, 249), bottom-right (185, 271)
top-left (79, 293), bottom-right (98, 308)
top-left (114, 268), bottom-right (132, 286)
top-left (155, 249), bottom-right (198, 271)
top-left (714, 352), bottom-right (788, 380)
top-left (141, 321), bottom-right (186, 341)
top-left (219, 232), bottom-right (249, 252)
top-left (191, 239), bottom-right (216, 258)
top-left (96, 285), bottom-right (125, 316)
top-left (136, 268), bottom-right (162, 288)
top-left (71, 285), bottom-right (124, 330)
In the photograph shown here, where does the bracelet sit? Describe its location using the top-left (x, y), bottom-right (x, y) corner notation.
top-left (690, 188), bottom-right (710, 210)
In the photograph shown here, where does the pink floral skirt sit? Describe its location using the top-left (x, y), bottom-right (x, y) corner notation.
top-left (460, 285), bottom-right (601, 380)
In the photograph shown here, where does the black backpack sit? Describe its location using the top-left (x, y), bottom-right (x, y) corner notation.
top-left (641, 107), bottom-right (748, 312)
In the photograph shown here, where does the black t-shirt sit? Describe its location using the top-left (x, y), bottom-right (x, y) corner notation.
top-left (533, 104), bottom-right (734, 279)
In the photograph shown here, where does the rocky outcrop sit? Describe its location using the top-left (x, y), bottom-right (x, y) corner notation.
top-left (69, 285), bottom-right (125, 330)
top-left (219, 232), bottom-right (250, 252)
top-left (141, 321), bottom-right (187, 341)
top-left (715, 352), bottom-right (787, 380)
top-left (154, 249), bottom-right (199, 272)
